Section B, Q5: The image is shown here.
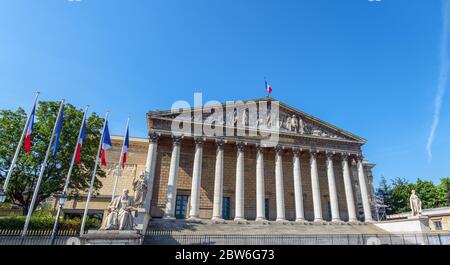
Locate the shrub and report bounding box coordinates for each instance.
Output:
[0,212,101,231]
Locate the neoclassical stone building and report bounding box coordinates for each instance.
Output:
[139,98,375,227]
[61,98,375,230]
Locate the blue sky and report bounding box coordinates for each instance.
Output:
[0,0,448,186]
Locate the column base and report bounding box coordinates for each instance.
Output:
[211,217,225,224]
[313,219,326,225]
[163,215,176,220]
[295,218,308,224]
[234,218,248,224]
[275,218,288,224]
[255,218,269,225]
[187,216,202,223]
[331,219,343,224]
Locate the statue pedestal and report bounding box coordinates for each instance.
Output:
[82,230,142,245]
[373,216,431,234]
[407,215,428,220]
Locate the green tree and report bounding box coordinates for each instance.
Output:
[414,178,441,209]
[389,178,414,214]
[437,177,450,206]
[375,176,393,215]
[0,101,105,215]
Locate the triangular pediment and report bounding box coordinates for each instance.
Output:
[147,97,365,143]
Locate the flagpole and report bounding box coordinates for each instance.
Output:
[80,111,109,237]
[264,77,269,98]
[50,105,89,245]
[22,99,65,237]
[0,92,40,203]
[111,116,130,202]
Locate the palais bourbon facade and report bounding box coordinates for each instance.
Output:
[62,98,375,230]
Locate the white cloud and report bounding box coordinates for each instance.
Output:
[426,0,450,162]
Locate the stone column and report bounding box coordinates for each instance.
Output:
[212,140,225,222]
[274,145,286,222]
[326,152,341,222]
[255,145,266,222]
[310,151,323,222]
[356,154,373,222]
[188,137,204,221]
[341,153,357,222]
[234,142,246,223]
[163,136,182,219]
[139,132,159,233]
[292,148,305,222]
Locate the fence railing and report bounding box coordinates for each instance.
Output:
[0,229,84,245]
[1,229,449,245]
[143,231,450,245]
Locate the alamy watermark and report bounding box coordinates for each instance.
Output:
[168,93,282,147]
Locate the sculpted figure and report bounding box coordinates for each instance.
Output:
[409,190,422,216]
[265,109,272,128]
[103,189,136,230]
[285,116,291,130]
[290,115,299,132]
[241,109,248,127]
[233,108,238,126]
[299,117,305,134]
[133,171,148,208]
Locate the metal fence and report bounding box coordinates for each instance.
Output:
[0,229,84,245]
[143,231,450,245]
[1,229,449,245]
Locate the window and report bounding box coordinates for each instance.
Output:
[222,197,230,220]
[434,221,443,231]
[175,195,189,219]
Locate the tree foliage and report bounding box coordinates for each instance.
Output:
[0,101,106,214]
[377,177,450,214]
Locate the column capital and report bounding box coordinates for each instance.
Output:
[355,153,364,162]
[215,139,226,150]
[172,135,183,146]
[236,141,246,152]
[292,147,301,156]
[194,137,204,147]
[340,152,351,160]
[149,132,160,143]
[275,145,284,154]
[309,150,318,159]
[256,144,265,153]
[325,151,335,160]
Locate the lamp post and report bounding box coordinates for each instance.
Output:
[49,193,67,245]
[0,190,6,203]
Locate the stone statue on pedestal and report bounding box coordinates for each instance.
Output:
[409,190,422,216]
[103,189,136,230]
[133,171,148,208]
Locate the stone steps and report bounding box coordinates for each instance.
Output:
[147,219,388,235]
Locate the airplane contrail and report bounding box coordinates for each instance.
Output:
[427,0,450,162]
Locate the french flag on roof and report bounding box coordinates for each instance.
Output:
[75,117,87,164]
[101,121,112,166]
[24,104,36,155]
[265,79,272,95]
[121,126,129,169]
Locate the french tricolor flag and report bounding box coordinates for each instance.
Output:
[121,126,129,169]
[265,80,272,95]
[75,117,87,164]
[24,105,36,155]
[101,121,112,166]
